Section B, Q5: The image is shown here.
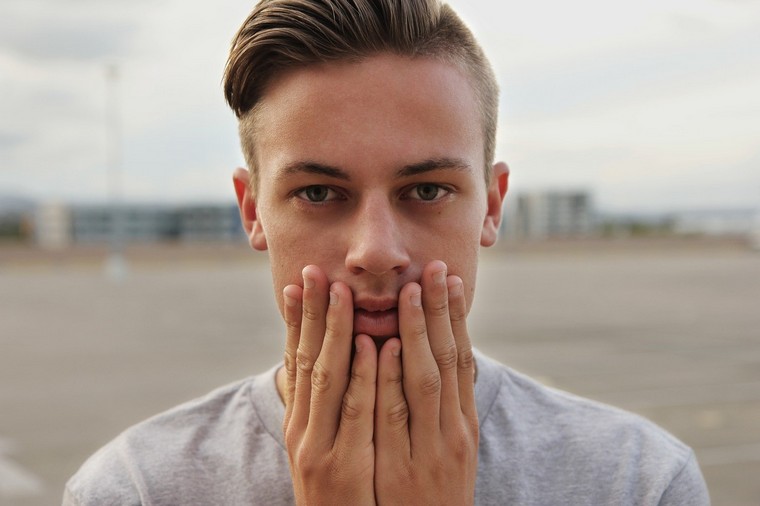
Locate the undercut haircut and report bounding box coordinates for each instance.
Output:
[223,0,499,191]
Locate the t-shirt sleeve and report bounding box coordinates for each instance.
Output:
[61,436,144,506]
[62,485,78,506]
[658,451,710,506]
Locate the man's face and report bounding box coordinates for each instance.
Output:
[237,53,507,341]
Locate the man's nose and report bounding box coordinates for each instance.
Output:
[344,193,410,277]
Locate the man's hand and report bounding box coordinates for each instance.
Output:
[374,261,479,506]
[281,265,378,506]
[280,261,479,505]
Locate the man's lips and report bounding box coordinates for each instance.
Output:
[353,307,399,338]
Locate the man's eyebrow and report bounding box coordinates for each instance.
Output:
[277,161,351,181]
[396,157,473,178]
[276,157,472,181]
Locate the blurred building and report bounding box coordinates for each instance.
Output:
[671,209,759,237]
[177,205,242,242]
[503,190,596,240]
[35,202,72,249]
[71,205,178,243]
[0,194,36,242]
[32,202,244,246]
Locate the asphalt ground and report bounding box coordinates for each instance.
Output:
[1,238,758,505]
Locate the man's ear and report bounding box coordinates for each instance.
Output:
[232,167,268,251]
[480,161,509,247]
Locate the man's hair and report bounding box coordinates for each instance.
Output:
[223,0,499,190]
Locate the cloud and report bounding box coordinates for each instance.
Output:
[0,0,249,204]
[0,0,758,213]
[0,131,28,151]
[0,1,142,62]
[0,20,137,62]
[479,0,760,212]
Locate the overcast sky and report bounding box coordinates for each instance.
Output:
[1,0,758,213]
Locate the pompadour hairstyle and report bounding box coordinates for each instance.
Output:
[223,0,499,189]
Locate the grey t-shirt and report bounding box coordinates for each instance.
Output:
[63,350,709,505]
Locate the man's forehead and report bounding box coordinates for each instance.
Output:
[259,54,477,118]
[257,58,480,149]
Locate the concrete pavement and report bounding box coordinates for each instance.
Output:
[1,239,758,505]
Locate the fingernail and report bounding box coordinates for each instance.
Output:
[284,293,296,307]
[329,290,338,306]
[355,339,363,353]
[391,344,401,357]
[433,269,446,285]
[449,279,463,297]
[302,269,315,289]
[411,289,422,307]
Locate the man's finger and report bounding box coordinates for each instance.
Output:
[398,280,440,440]
[419,261,462,423]
[375,337,410,463]
[282,283,303,429]
[304,281,354,448]
[291,265,330,435]
[447,275,477,422]
[334,334,377,453]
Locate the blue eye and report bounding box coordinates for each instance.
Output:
[297,185,338,202]
[416,184,440,201]
[406,183,449,201]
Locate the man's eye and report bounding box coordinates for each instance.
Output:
[407,183,449,201]
[296,185,338,202]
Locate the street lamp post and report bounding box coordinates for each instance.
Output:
[105,63,127,281]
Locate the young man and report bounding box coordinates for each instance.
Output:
[64,0,710,504]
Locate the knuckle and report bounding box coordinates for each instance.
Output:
[341,390,364,421]
[449,303,466,323]
[448,422,479,462]
[457,346,475,372]
[417,370,442,396]
[350,365,366,386]
[385,399,409,425]
[285,316,301,333]
[301,304,321,322]
[310,361,331,393]
[283,349,297,377]
[435,344,458,371]
[449,430,472,460]
[295,348,316,375]
[428,298,449,318]
[428,457,445,482]
[294,447,319,477]
[411,322,428,341]
[349,362,375,391]
[382,368,403,388]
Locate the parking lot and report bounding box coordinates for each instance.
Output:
[1,238,758,505]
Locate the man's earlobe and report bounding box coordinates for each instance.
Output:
[232,168,268,251]
[480,162,509,247]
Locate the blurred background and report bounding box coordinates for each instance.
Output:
[1,0,759,504]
